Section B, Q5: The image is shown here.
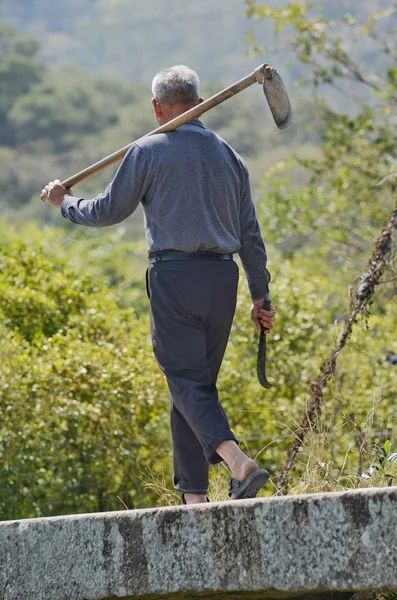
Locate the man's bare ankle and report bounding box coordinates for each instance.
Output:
[233,457,257,481]
[216,440,258,481]
[183,493,207,505]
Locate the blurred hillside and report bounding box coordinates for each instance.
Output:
[0,0,395,229]
[0,12,320,234]
[0,0,278,81]
[0,0,390,82]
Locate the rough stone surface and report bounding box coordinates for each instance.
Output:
[0,487,396,600]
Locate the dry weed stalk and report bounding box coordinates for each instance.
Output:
[278,190,397,493]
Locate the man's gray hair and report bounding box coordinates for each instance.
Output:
[152,65,200,106]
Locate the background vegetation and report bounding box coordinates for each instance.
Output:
[0,0,396,519]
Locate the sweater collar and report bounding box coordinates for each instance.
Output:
[182,118,206,129]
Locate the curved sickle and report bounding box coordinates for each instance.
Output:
[257,299,273,389]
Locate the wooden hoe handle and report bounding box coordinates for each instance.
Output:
[40,64,292,201]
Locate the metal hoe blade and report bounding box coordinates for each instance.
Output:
[256,65,293,130]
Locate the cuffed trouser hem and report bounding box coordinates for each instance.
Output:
[174,480,208,495]
[205,430,239,465]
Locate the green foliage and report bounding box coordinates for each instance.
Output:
[0,22,44,144]
[0,230,171,518]
[0,146,43,206]
[0,0,271,81]
[10,81,118,152]
[0,28,149,210]
[250,2,397,279]
[0,2,396,520]
[258,105,396,270]
[0,327,170,517]
[1,221,395,517]
[245,0,397,492]
[0,241,99,342]
[361,439,397,486]
[0,19,309,218]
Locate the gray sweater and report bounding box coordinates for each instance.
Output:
[61,119,271,300]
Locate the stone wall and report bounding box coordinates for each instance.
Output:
[1,487,396,600]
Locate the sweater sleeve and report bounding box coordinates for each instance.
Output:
[61,145,148,227]
[238,170,271,301]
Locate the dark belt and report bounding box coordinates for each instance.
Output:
[149,250,234,264]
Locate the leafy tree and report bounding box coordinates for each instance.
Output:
[0,20,297,215]
[9,79,118,152]
[0,0,271,81]
[0,231,171,518]
[0,22,44,144]
[245,1,397,485]
[247,0,397,264]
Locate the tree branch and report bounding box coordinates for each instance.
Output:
[277,187,397,493]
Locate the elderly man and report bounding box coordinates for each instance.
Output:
[42,65,275,505]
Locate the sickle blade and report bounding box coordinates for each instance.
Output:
[256,299,273,389]
[257,329,272,389]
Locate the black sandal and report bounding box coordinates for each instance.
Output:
[228,468,270,499]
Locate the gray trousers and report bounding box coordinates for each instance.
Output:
[147,258,239,495]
